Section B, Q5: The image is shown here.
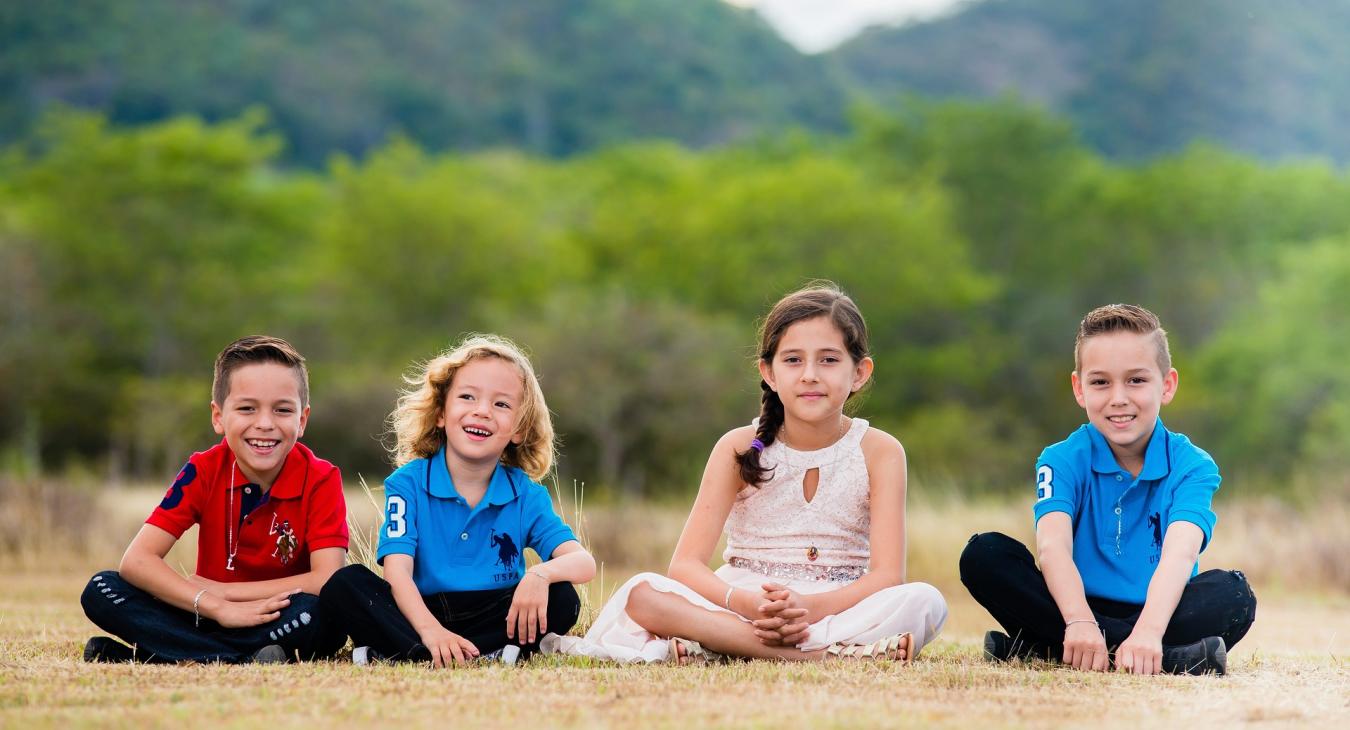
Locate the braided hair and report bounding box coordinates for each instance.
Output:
[735,282,870,486]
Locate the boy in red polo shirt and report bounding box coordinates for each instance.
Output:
[81,336,349,663]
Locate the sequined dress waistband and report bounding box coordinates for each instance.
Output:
[726,557,866,583]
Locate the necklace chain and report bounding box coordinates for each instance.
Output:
[226,461,240,570]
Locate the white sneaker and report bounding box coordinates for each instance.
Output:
[481,644,521,665]
[352,646,373,666]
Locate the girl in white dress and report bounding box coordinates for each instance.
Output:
[547,283,947,663]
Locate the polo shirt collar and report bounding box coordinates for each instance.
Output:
[1087,419,1170,479]
[221,438,309,499]
[427,447,520,506]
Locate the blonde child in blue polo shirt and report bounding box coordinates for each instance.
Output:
[319,334,595,666]
[960,304,1256,675]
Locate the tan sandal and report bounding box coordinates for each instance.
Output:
[825,632,912,663]
[669,637,727,665]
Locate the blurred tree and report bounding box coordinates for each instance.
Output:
[0,110,320,474]
[1192,237,1350,480]
[516,288,749,497]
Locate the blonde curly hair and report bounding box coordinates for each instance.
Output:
[388,334,554,480]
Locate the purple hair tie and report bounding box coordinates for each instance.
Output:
[750,438,765,452]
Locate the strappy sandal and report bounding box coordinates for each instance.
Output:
[825,632,912,663]
[669,637,727,665]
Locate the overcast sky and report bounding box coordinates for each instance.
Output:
[726,0,967,52]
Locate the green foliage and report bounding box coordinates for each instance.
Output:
[834,0,1350,163]
[1192,238,1350,480]
[3,101,1348,496]
[0,0,844,165]
[0,109,320,472]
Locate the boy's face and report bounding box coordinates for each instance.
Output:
[211,362,309,488]
[438,357,525,473]
[1072,331,1178,466]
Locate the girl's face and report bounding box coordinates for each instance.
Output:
[759,316,873,425]
[437,357,525,471]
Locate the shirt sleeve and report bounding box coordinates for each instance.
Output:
[304,467,350,552]
[1167,460,1221,552]
[522,484,577,562]
[1032,448,1081,528]
[376,469,419,563]
[145,456,208,538]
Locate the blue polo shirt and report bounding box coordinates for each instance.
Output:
[1032,419,1220,604]
[376,447,577,594]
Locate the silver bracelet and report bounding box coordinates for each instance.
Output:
[192,589,209,628]
[1065,618,1099,628]
[524,569,549,584]
[723,586,735,608]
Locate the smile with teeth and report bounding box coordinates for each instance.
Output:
[463,426,493,438]
[246,438,280,449]
[1106,415,1135,424]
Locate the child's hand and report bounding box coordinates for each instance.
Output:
[1062,621,1109,671]
[506,571,550,645]
[751,583,815,646]
[417,624,479,668]
[211,589,296,628]
[758,583,818,620]
[1114,629,1163,675]
[751,610,810,646]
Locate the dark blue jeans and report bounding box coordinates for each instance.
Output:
[318,563,581,661]
[959,532,1257,653]
[80,570,347,663]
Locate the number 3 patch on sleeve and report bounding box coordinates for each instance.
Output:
[1036,465,1054,501]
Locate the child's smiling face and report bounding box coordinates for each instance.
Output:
[1072,330,1178,469]
[759,315,872,425]
[438,356,525,471]
[210,362,309,487]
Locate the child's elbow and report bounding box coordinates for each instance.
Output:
[575,551,598,584]
[117,548,149,582]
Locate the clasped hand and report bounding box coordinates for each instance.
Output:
[186,574,302,629]
[748,582,814,647]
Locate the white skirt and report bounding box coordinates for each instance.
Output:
[542,564,948,663]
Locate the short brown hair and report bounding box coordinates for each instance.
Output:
[1074,304,1171,374]
[388,334,554,480]
[212,336,310,407]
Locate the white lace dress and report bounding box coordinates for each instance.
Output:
[544,418,948,663]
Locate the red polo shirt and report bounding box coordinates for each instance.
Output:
[147,440,348,582]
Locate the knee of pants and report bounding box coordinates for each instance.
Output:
[81,570,128,621]
[958,532,1022,584]
[547,582,582,630]
[320,563,378,603]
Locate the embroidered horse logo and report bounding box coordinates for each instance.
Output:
[270,516,298,565]
[1148,512,1162,549]
[490,529,520,569]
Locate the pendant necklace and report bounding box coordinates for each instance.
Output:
[225,460,240,571]
[780,416,849,563]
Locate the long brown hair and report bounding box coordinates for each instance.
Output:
[734,282,869,486]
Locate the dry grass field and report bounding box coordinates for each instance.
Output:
[2,480,1347,729]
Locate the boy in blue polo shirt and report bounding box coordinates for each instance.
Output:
[319,335,595,666]
[961,304,1256,675]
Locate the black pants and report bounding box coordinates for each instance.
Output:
[959,532,1256,654]
[318,564,581,661]
[80,570,347,663]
